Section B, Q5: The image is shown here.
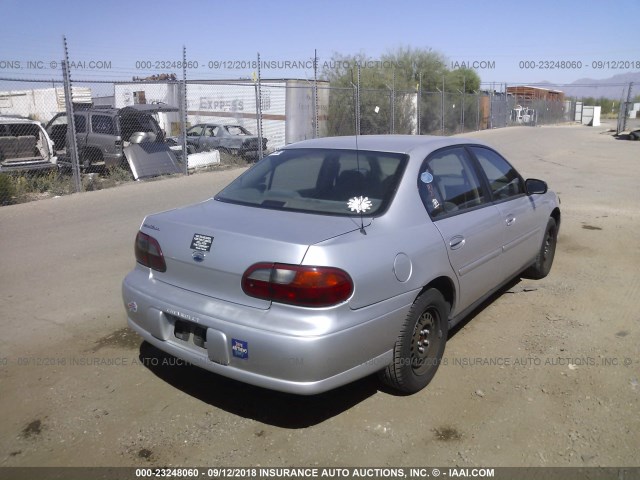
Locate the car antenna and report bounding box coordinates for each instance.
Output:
[351,66,366,235]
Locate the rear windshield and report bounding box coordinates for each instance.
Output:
[1,123,42,137]
[216,148,407,216]
[225,125,250,135]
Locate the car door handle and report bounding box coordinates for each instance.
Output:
[506,215,516,226]
[449,235,466,250]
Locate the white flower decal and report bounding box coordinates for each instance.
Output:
[347,196,372,213]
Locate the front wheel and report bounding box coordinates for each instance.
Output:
[524,217,558,279]
[379,288,449,394]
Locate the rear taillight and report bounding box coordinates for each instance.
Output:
[135,231,166,272]
[242,263,353,307]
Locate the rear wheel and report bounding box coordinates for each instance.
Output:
[380,288,449,394]
[524,217,557,279]
[79,148,103,170]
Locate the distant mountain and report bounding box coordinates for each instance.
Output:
[532,71,640,99]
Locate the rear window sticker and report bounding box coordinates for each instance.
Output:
[347,196,372,213]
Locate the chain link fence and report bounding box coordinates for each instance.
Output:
[1,48,635,206]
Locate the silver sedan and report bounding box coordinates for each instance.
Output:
[122,135,560,395]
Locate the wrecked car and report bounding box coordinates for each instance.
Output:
[183,123,267,158]
[46,104,181,180]
[0,116,57,172]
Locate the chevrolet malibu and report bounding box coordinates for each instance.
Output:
[122,135,560,395]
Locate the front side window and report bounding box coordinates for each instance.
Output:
[74,114,86,133]
[419,147,486,218]
[470,147,524,201]
[187,125,204,137]
[205,126,219,137]
[216,148,407,216]
[48,114,68,127]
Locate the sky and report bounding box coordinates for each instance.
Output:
[1,0,639,91]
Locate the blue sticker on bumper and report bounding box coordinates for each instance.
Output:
[231,339,248,359]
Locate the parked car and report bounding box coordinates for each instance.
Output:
[45,104,181,179]
[0,116,57,172]
[181,123,267,158]
[122,135,560,395]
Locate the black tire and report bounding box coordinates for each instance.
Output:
[380,288,449,394]
[79,148,102,170]
[80,152,91,169]
[524,217,558,279]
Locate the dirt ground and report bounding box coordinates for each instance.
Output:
[0,122,638,468]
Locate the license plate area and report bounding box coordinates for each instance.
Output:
[173,319,207,348]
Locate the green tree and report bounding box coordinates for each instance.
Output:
[380,46,448,90]
[444,68,481,93]
[322,47,484,136]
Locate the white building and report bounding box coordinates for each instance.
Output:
[0,87,92,122]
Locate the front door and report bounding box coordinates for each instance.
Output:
[469,146,544,279]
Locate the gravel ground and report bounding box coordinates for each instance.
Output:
[0,122,638,468]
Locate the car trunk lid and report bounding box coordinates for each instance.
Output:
[141,198,362,309]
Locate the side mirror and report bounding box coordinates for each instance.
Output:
[525,178,548,195]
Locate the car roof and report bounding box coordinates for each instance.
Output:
[282,135,491,155]
[121,104,179,113]
[0,115,41,125]
[72,107,117,115]
[71,104,177,115]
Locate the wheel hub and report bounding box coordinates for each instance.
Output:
[410,309,441,374]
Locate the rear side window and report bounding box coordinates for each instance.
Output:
[225,126,250,135]
[470,147,524,201]
[216,148,407,216]
[8,123,40,137]
[419,147,487,218]
[91,115,114,135]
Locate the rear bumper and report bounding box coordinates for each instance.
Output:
[103,152,123,168]
[122,269,415,395]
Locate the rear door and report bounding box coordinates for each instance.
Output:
[88,113,117,164]
[419,147,504,312]
[45,112,88,156]
[469,146,545,278]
